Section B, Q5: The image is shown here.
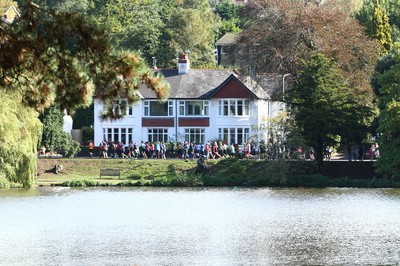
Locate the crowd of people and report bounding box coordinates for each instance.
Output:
[91,140,240,160]
[346,143,380,161]
[87,140,322,161]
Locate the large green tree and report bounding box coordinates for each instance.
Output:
[88,0,218,68]
[287,54,375,170]
[0,1,169,187]
[374,45,400,180]
[371,0,393,52]
[214,0,243,39]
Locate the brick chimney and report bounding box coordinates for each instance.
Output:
[178,53,190,74]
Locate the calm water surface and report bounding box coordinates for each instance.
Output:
[0,187,400,265]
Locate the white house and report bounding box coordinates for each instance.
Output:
[93,54,283,146]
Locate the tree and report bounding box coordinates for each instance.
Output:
[374,45,400,180]
[2,1,169,115]
[0,1,169,187]
[287,54,375,170]
[214,0,243,39]
[0,91,42,188]
[236,0,379,99]
[91,0,164,64]
[166,7,216,67]
[372,0,393,52]
[29,0,91,13]
[356,0,400,42]
[88,0,218,68]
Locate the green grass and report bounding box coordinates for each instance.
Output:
[36,158,198,187]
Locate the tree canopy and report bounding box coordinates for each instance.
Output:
[287,54,375,169]
[374,45,400,180]
[236,0,378,98]
[0,1,169,187]
[356,0,400,42]
[86,0,219,68]
[1,1,169,118]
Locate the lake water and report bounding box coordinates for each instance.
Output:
[0,187,400,265]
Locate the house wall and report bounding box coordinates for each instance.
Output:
[94,98,280,146]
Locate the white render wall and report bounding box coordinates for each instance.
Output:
[94,98,282,146]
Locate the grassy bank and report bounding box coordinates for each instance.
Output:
[36,158,400,188]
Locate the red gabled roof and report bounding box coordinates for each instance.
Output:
[208,74,258,99]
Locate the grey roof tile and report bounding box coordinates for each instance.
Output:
[215,33,239,46]
[139,69,271,100]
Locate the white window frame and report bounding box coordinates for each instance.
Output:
[218,127,250,145]
[148,128,169,143]
[179,100,209,116]
[184,128,205,144]
[218,99,250,117]
[144,100,174,117]
[102,127,134,145]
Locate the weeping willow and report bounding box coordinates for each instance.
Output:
[0,91,42,188]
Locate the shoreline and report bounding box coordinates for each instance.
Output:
[35,158,399,188]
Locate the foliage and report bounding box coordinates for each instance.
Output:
[214,0,243,39]
[151,171,203,187]
[0,91,42,188]
[0,0,18,9]
[374,45,400,180]
[0,2,169,187]
[72,104,93,129]
[286,174,330,188]
[356,0,400,41]
[372,0,393,52]
[39,107,80,158]
[166,3,219,68]
[236,0,378,101]
[88,0,218,68]
[287,54,375,170]
[1,1,169,118]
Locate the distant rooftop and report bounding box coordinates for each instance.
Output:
[215,33,239,46]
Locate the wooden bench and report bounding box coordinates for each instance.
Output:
[100,168,121,179]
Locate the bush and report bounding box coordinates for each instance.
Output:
[40,107,81,158]
[151,172,203,187]
[0,172,10,189]
[58,132,81,158]
[63,179,100,187]
[286,174,329,187]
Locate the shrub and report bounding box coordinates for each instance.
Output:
[0,172,10,189]
[63,179,99,187]
[286,174,330,187]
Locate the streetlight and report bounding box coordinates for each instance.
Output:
[152,57,157,69]
[282,73,291,101]
[281,73,291,147]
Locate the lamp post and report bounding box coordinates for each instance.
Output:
[282,73,291,101]
[152,57,157,69]
[281,73,291,147]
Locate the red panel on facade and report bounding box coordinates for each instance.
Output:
[179,118,209,127]
[142,118,174,127]
[212,78,251,98]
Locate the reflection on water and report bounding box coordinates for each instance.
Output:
[1,187,400,265]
